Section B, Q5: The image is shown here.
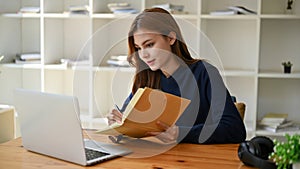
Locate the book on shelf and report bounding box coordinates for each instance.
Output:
[152,3,185,14]
[258,113,299,133]
[107,2,138,14]
[68,5,90,12]
[210,10,237,16]
[260,124,300,133]
[19,7,40,14]
[97,87,191,138]
[259,113,288,125]
[107,55,130,67]
[60,58,90,66]
[17,53,41,60]
[227,6,257,15]
[107,60,130,67]
[66,5,90,15]
[210,6,256,16]
[112,9,138,14]
[15,53,41,64]
[107,2,130,10]
[15,59,41,64]
[259,120,295,133]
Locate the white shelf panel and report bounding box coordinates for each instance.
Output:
[256,129,300,137]
[201,14,258,20]
[260,14,300,19]
[43,13,90,18]
[221,70,256,77]
[92,66,135,72]
[173,14,198,20]
[44,64,68,70]
[0,64,23,69]
[0,63,42,69]
[1,64,94,71]
[2,13,41,18]
[258,72,300,79]
[92,13,137,19]
[44,64,91,71]
[92,14,198,20]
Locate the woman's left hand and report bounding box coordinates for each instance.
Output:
[146,121,179,143]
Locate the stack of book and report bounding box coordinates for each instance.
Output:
[152,3,186,14]
[258,113,299,133]
[107,3,137,14]
[60,58,89,66]
[107,55,130,67]
[209,9,237,16]
[18,7,40,14]
[210,6,256,16]
[15,53,41,64]
[68,5,90,15]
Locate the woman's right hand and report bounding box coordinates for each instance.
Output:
[107,108,123,125]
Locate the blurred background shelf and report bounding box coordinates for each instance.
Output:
[1,0,300,139]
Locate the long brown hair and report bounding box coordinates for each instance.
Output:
[128,8,198,94]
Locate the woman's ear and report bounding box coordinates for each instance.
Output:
[168,31,176,45]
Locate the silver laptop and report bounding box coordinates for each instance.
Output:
[14,88,132,166]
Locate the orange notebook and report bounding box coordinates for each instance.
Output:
[97,87,191,138]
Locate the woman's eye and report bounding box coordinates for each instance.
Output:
[146,43,154,48]
[135,47,141,51]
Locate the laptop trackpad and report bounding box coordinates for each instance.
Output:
[84,139,132,156]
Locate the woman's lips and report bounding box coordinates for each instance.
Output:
[147,59,155,66]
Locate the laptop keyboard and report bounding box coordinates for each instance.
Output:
[85,148,110,161]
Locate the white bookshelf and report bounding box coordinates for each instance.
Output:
[1,0,300,137]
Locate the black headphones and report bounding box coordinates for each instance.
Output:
[238,136,277,169]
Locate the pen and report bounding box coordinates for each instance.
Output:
[109,104,123,143]
[115,104,122,113]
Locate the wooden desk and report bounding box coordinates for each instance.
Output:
[0,131,257,169]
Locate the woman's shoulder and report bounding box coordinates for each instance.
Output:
[186,60,222,82]
[189,60,216,72]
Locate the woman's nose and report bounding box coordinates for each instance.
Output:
[140,48,149,58]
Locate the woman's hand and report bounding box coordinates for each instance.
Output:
[146,121,179,143]
[107,108,123,125]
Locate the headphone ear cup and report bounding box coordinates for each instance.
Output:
[238,136,276,169]
[238,141,262,167]
[247,141,260,156]
[250,136,274,160]
[238,141,252,166]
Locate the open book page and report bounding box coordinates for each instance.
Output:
[121,87,145,122]
[97,87,191,138]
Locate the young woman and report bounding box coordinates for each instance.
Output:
[107,8,246,144]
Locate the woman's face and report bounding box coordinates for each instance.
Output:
[133,28,177,72]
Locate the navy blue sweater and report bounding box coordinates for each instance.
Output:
[121,60,246,144]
